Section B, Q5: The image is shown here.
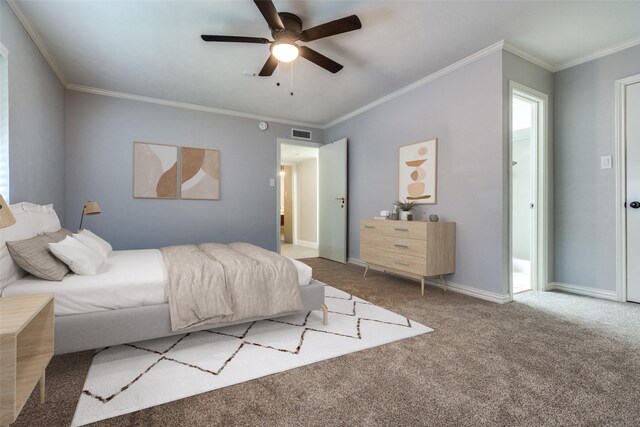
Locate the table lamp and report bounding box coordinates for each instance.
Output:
[79,201,101,230]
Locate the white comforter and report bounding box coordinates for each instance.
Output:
[1,249,313,316]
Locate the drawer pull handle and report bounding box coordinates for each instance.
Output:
[364,225,375,229]
[394,244,409,249]
[394,228,409,232]
[395,261,410,266]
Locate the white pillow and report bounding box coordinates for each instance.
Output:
[1,207,32,288]
[13,202,61,234]
[75,229,112,257]
[49,236,105,276]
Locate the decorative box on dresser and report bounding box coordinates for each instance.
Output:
[360,219,456,295]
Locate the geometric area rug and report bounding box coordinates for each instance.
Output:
[71,286,432,426]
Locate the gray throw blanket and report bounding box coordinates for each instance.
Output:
[161,242,304,331]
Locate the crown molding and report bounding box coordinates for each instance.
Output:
[502,42,555,72]
[554,35,640,72]
[323,40,506,129]
[66,84,322,129]
[7,0,68,86]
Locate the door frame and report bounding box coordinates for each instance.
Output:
[614,73,640,302]
[508,81,549,299]
[276,138,322,254]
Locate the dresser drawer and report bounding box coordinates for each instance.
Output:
[361,234,427,258]
[361,248,427,276]
[364,220,427,240]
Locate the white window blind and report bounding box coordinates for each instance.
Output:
[0,49,8,201]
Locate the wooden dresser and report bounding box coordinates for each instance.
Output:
[360,219,456,295]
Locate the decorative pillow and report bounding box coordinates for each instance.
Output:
[49,236,105,276]
[75,229,113,257]
[1,203,63,288]
[5,228,72,281]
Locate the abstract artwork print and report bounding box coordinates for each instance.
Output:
[133,142,178,199]
[181,147,220,200]
[398,138,437,204]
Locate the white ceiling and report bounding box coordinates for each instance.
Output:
[280,143,318,163]
[13,0,640,126]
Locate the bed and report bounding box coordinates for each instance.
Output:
[0,203,327,355]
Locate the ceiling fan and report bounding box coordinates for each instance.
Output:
[201,0,362,76]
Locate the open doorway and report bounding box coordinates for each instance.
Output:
[278,141,319,259]
[510,82,548,296]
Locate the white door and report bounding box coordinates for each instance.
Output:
[319,138,348,263]
[627,82,640,303]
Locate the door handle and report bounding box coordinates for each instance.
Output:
[630,201,640,209]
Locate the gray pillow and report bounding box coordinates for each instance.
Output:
[6,228,72,281]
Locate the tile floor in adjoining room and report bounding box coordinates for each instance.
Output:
[280,243,318,259]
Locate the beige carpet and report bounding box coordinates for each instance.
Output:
[14,258,640,426]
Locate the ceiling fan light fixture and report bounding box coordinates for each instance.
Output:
[271,41,299,62]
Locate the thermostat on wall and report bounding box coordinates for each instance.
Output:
[258,121,268,131]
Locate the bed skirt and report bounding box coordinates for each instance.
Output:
[54,280,325,355]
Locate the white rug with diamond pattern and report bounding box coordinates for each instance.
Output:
[72,286,432,426]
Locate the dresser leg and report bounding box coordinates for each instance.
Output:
[363,265,369,278]
[421,277,425,296]
[440,275,447,292]
[321,304,328,325]
[39,370,46,403]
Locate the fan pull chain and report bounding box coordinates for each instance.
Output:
[276,61,281,87]
[290,61,294,96]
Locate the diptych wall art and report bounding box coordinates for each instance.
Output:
[180,147,220,200]
[133,142,178,199]
[398,138,437,204]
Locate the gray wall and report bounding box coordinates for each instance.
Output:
[1,1,66,222]
[65,90,323,250]
[502,51,555,292]
[554,44,640,291]
[325,51,505,295]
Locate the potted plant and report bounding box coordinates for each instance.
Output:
[394,200,416,221]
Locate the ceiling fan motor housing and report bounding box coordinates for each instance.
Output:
[272,12,303,41]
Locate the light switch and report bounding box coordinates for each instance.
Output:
[269,178,275,187]
[600,156,612,169]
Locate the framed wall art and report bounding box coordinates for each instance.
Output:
[133,142,178,199]
[398,138,437,204]
[180,146,220,200]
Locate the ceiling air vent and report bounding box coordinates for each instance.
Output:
[291,128,312,140]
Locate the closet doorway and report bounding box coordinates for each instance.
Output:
[277,139,320,259]
[509,82,548,297]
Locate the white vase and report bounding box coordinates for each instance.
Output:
[399,211,412,221]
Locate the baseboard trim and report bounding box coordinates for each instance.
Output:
[296,240,318,249]
[547,282,618,301]
[347,258,511,304]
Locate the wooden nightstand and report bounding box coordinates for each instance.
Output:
[0,293,54,426]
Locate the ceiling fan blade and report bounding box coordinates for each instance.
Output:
[298,46,343,73]
[254,0,284,30]
[298,15,361,42]
[258,55,279,76]
[201,35,270,44]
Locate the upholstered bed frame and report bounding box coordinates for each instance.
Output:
[54,280,326,355]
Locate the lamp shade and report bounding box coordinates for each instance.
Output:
[83,201,102,215]
[0,195,16,229]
